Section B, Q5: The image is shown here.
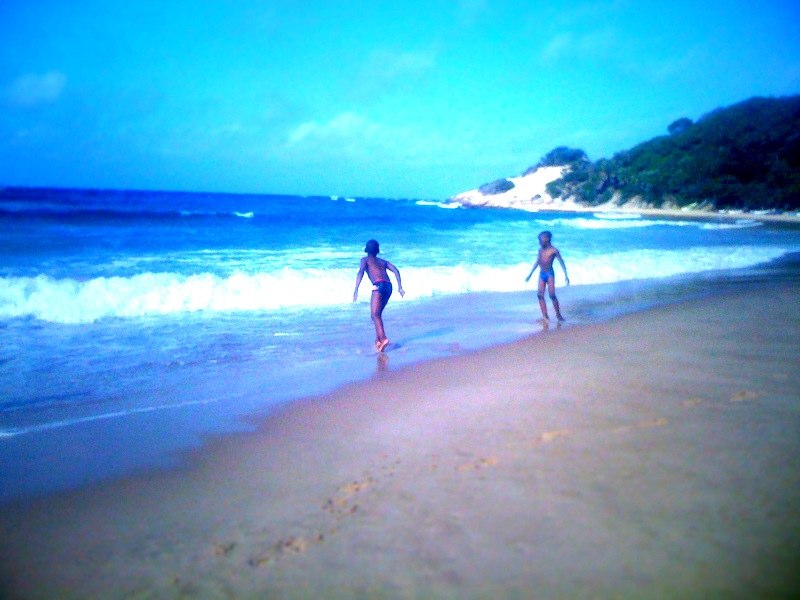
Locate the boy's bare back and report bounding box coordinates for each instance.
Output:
[362,256,390,283]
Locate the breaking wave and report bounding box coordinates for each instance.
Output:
[0,246,789,324]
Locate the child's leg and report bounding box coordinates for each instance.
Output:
[371,290,388,343]
[548,279,564,321]
[537,278,549,320]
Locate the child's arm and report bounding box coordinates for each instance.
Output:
[353,258,367,302]
[556,251,570,285]
[525,258,540,282]
[386,261,405,297]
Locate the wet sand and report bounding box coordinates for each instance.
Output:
[1,283,799,598]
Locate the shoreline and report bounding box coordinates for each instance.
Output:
[3,256,795,506]
[2,278,798,598]
[3,246,799,509]
[535,202,800,223]
[456,197,800,224]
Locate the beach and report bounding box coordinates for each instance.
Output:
[2,279,798,599]
[8,190,800,505]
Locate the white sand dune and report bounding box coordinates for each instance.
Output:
[452,166,575,211]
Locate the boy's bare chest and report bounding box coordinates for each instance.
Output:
[539,248,556,263]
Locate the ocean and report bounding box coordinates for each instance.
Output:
[2,187,800,503]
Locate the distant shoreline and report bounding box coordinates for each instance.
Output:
[525,202,800,224]
[449,165,800,224]
[453,196,800,224]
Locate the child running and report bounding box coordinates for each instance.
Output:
[525,230,570,322]
[353,239,405,352]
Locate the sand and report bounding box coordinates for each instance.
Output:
[452,166,567,210]
[1,283,799,598]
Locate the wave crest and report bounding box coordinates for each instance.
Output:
[0,246,788,323]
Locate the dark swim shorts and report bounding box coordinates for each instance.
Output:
[539,269,555,282]
[372,280,393,298]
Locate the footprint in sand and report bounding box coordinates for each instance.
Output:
[456,457,499,472]
[322,476,375,517]
[248,534,325,567]
[612,418,668,434]
[730,390,761,403]
[212,542,236,557]
[278,536,310,554]
[248,472,377,568]
[534,429,571,445]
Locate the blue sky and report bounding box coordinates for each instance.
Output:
[1,0,799,198]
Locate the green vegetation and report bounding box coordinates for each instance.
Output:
[539,95,800,210]
[479,178,515,195]
[523,147,589,175]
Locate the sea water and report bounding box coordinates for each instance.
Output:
[2,188,800,502]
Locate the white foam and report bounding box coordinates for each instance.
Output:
[0,270,357,323]
[536,217,696,230]
[566,246,781,284]
[416,200,462,209]
[178,209,256,218]
[593,212,642,220]
[535,216,767,231]
[700,219,762,230]
[0,245,789,324]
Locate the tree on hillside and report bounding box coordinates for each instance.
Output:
[479,178,515,195]
[522,147,588,175]
[544,95,800,210]
[667,117,693,135]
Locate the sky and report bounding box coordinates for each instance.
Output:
[1,0,799,199]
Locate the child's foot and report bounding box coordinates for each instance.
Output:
[557,315,565,322]
[376,338,390,353]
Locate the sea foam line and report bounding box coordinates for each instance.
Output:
[537,216,763,230]
[0,398,216,438]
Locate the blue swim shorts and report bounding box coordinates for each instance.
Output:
[372,280,393,298]
[539,269,555,282]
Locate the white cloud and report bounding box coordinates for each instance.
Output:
[357,47,438,94]
[540,28,619,63]
[5,71,67,107]
[540,33,574,62]
[280,110,466,174]
[286,112,379,146]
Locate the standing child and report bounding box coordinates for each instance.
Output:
[353,239,405,352]
[525,230,570,321]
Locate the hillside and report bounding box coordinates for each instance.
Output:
[456,95,800,212]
